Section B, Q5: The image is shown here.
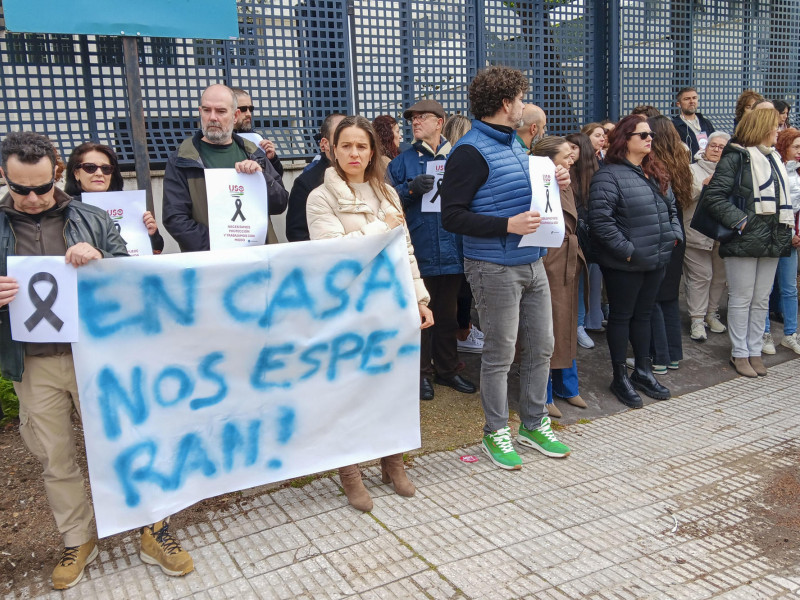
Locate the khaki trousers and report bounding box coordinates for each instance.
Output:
[683,243,727,319]
[13,354,94,547]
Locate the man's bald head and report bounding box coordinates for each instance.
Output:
[516,104,547,150]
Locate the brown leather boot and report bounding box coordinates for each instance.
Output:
[338,464,373,512]
[380,454,416,497]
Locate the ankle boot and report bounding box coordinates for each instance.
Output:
[630,357,670,400]
[610,362,643,408]
[338,464,373,512]
[380,454,416,497]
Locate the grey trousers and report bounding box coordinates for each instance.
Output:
[464,258,553,434]
[723,256,779,357]
[683,243,727,319]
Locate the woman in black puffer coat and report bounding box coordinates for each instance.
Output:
[589,114,683,408]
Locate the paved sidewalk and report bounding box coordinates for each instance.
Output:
[7,360,800,600]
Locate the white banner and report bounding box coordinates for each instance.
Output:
[7,256,79,343]
[420,160,446,213]
[71,229,421,537]
[82,190,153,257]
[519,156,566,248]
[205,169,269,250]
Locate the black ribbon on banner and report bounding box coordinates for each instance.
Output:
[231,198,246,222]
[429,178,443,204]
[24,272,64,332]
[544,188,552,213]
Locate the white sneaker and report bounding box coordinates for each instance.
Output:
[705,313,727,333]
[470,325,485,340]
[457,327,484,354]
[690,319,707,342]
[762,332,776,355]
[577,326,595,349]
[781,333,800,355]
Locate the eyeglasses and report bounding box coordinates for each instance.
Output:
[5,176,55,196]
[707,144,726,151]
[627,131,655,140]
[238,105,255,113]
[410,113,436,123]
[78,163,115,175]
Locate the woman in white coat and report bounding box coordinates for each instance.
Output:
[306,115,433,512]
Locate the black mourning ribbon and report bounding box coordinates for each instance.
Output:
[113,222,122,234]
[544,188,552,213]
[429,178,442,204]
[231,198,246,222]
[24,272,64,332]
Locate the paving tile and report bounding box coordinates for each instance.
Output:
[248,555,356,600]
[224,522,317,578]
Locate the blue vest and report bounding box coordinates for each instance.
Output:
[453,120,545,266]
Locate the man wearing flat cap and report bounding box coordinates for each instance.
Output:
[388,99,476,402]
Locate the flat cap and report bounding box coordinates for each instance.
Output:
[403,99,446,120]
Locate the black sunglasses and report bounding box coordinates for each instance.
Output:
[627,131,655,140]
[78,163,115,175]
[238,105,255,113]
[5,176,55,196]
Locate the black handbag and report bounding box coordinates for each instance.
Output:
[690,161,746,243]
[576,218,595,263]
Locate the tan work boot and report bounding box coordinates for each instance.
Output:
[52,538,98,590]
[140,519,194,577]
[380,454,416,497]
[338,464,373,512]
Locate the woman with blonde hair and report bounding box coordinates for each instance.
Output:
[307,115,433,511]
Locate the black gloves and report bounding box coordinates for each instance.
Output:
[409,174,435,197]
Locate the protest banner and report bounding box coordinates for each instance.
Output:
[420,160,446,213]
[205,169,269,250]
[519,156,566,248]
[71,228,421,537]
[7,256,79,343]
[81,190,153,256]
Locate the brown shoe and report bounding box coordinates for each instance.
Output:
[52,539,98,590]
[546,403,562,418]
[338,464,373,512]
[748,356,767,376]
[140,519,194,577]
[380,453,416,497]
[730,357,757,378]
[565,395,588,408]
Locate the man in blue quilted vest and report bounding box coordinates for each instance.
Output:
[440,66,571,470]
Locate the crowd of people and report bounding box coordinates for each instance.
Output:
[1,71,798,591]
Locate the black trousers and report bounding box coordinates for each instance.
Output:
[421,274,462,379]
[600,266,666,364]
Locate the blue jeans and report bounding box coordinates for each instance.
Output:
[464,258,553,434]
[582,263,604,330]
[650,299,683,365]
[547,360,579,403]
[764,248,798,336]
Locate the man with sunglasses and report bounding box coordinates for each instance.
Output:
[163,84,288,251]
[0,131,133,588]
[232,88,284,180]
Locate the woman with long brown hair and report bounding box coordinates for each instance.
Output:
[589,114,682,408]
[372,114,401,169]
[306,115,433,512]
[645,115,691,372]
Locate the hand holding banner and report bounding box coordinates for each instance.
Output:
[81,190,153,256]
[519,156,566,248]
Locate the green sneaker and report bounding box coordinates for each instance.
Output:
[482,426,522,470]
[517,417,571,458]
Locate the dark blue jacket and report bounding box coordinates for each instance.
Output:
[672,113,715,160]
[452,120,546,266]
[388,138,463,277]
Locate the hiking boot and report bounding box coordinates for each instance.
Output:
[457,327,484,353]
[748,356,767,377]
[482,427,522,470]
[517,417,571,458]
[781,333,800,355]
[52,539,98,590]
[690,319,707,342]
[140,520,194,577]
[762,332,776,355]
[730,357,757,378]
[546,402,562,418]
[705,312,727,333]
[577,326,595,349]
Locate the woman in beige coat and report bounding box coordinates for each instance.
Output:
[306,115,433,512]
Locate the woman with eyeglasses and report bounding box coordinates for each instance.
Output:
[589,114,682,408]
[65,142,164,253]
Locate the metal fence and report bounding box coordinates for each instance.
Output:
[0,0,797,170]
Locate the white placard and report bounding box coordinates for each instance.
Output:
[519,156,566,248]
[7,256,79,343]
[205,169,269,250]
[82,190,153,257]
[71,228,421,537]
[237,132,263,146]
[420,160,446,213]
